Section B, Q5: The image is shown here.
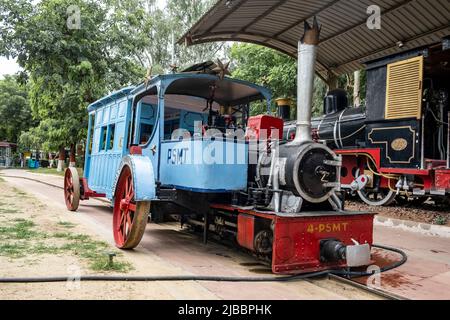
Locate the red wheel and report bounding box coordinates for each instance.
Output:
[64,167,80,211]
[113,166,150,249]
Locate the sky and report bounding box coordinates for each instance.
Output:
[0,0,168,79]
[0,57,20,79]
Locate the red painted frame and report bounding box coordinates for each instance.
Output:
[335,147,450,191]
[80,178,106,200]
[211,204,375,274]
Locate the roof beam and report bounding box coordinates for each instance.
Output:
[336,24,450,68]
[238,0,291,33]
[203,0,247,34]
[319,0,415,45]
[270,0,342,39]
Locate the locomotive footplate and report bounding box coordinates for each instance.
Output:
[210,204,375,274]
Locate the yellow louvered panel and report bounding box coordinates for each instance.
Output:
[385,56,423,120]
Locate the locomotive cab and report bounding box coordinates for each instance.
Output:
[346,39,450,205]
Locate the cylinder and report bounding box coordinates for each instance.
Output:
[258,142,339,203]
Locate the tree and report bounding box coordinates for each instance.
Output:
[230,43,328,116]
[0,75,35,142]
[1,0,149,169]
[167,0,226,69]
[0,0,230,171]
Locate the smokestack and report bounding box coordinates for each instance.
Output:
[293,17,321,144]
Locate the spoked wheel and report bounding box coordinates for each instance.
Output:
[357,188,396,206]
[113,166,150,249]
[64,167,80,211]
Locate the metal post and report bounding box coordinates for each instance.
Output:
[272,141,281,213]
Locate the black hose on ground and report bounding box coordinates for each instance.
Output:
[329,243,408,277]
[0,244,406,283]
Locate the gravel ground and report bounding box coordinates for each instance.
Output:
[346,197,450,227]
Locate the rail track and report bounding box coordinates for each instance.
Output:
[0,171,406,300]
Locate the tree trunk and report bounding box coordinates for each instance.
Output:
[48,152,54,168]
[353,70,361,107]
[326,74,339,91]
[57,147,65,172]
[69,144,76,167]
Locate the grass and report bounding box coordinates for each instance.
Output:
[0,243,28,258]
[0,218,131,272]
[90,256,132,272]
[27,167,84,177]
[27,167,65,176]
[0,173,131,273]
[57,221,76,229]
[12,187,27,196]
[0,208,19,214]
[433,215,448,225]
[0,219,40,240]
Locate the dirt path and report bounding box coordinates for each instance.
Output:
[0,176,217,299]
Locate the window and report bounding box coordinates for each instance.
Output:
[107,124,115,150]
[99,126,107,151]
[139,123,153,145]
[88,114,95,154]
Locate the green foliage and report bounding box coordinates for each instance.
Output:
[0,75,35,142]
[1,0,223,155]
[230,43,297,100]
[230,43,328,116]
[433,215,448,226]
[1,0,149,152]
[167,0,225,68]
[0,219,38,240]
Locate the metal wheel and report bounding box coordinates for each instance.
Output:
[113,166,150,249]
[357,188,396,206]
[64,167,80,211]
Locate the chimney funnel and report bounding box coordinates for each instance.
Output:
[292,17,321,144]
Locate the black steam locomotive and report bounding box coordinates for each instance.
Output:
[283,39,450,206]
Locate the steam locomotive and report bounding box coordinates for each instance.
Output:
[283,39,450,206]
[65,21,375,274]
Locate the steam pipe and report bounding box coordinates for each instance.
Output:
[293,18,321,145]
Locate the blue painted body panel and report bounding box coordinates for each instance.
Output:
[112,155,156,201]
[84,74,271,200]
[159,139,248,192]
[84,94,131,199]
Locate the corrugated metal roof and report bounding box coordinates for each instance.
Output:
[180,0,450,81]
